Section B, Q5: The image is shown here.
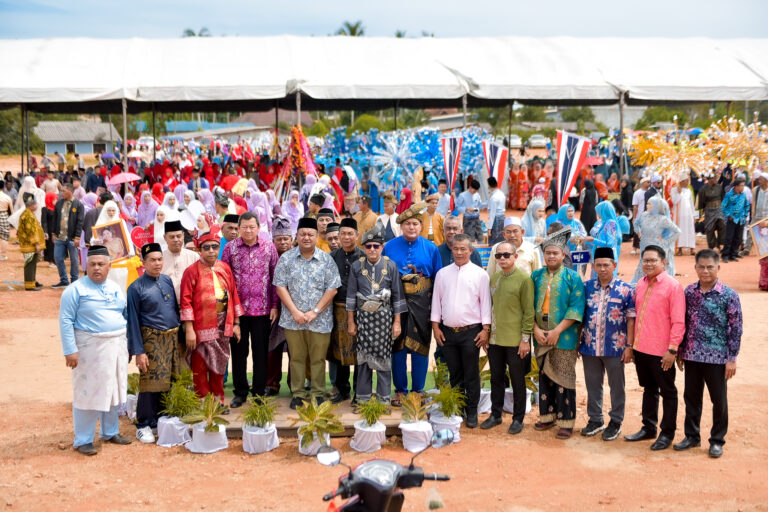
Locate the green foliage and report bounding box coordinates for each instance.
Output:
[401,392,430,423]
[127,373,140,396]
[433,385,466,418]
[352,114,383,133]
[560,106,595,123]
[175,368,195,389]
[181,393,230,433]
[161,378,201,419]
[182,27,210,37]
[291,397,344,448]
[307,120,329,137]
[525,354,539,393]
[356,397,390,427]
[336,21,365,37]
[478,356,491,388]
[432,360,450,389]
[518,105,547,122]
[634,106,689,130]
[0,109,46,155]
[242,395,278,428]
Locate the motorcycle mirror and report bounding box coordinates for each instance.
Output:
[431,428,454,449]
[316,446,341,467]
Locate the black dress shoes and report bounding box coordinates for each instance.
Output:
[76,443,97,456]
[289,397,305,409]
[625,428,657,442]
[673,437,701,451]
[330,392,350,404]
[105,434,132,445]
[650,435,672,451]
[230,396,246,408]
[508,420,524,435]
[481,416,502,430]
[709,443,724,458]
[465,413,479,429]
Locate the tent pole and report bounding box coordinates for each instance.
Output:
[507,102,513,165]
[152,104,157,164]
[619,91,625,178]
[19,105,24,175]
[275,100,279,134]
[296,92,301,127]
[122,98,128,169]
[462,94,468,127]
[25,107,30,172]
[394,101,398,130]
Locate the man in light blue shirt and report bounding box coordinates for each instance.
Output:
[486,177,507,244]
[59,246,131,455]
[720,178,750,263]
[436,179,451,217]
[456,179,484,243]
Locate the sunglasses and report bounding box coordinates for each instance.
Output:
[365,243,382,250]
[494,252,515,260]
[201,244,220,251]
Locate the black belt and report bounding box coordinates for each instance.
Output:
[541,314,549,323]
[442,323,482,333]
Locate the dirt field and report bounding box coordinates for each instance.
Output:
[1,233,767,511]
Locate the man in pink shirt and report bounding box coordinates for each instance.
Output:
[431,234,492,428]
[625,245,685,450]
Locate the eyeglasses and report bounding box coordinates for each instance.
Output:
[200,244,220,251]
[365,243,382,250]
[642,259,661,265]
[494,252,515,259]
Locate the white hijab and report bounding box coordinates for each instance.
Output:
[153,205,180,251]
[162,191,179,211]
[95,200,121,226]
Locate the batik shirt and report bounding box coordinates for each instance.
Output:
[579,278,635,358]
[221,237,279,317]
[721,189,750,225]
[273,246,341,333]
[679,280,742,364]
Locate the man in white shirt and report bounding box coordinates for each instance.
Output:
[378,192,401,242]
[631,176,651,255]
[436,179,451,217]
[487,217,542,276]
[486,177,507,244]
[431,234,492,429]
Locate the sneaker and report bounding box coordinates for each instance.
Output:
[136,426,155,444]
[51,281,69,289]
[580,420,605,437]
[601,421,622,441]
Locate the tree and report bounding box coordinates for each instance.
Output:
[560,106,595,123]
[182,27,211,37]
[351,114,382,133]
[634,106,688,130]
[336,21,365,37]
[518,106,547,122]
[395,30,406,38]
[307,120,329,137]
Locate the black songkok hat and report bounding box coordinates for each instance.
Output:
[297,217,318,231]
[141,243,163,259]
[223,214,240,224]
[164,220,183,233]
[309,194,326,207]
[594,247,615,261]
[88,245,110,257]
[326,222,340,233]
[339,218,358,231]
[317,208,334,219]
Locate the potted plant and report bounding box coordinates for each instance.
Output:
[182,393,230,453]
[122,373,140,422]
[156,370,199,447]
[350,397,389,453]
[241,396,279,454]
[398,392,433,453]
[291,397,344,456]
[477,355,492,415]
[429,385,466,443]
[424,360,451,413]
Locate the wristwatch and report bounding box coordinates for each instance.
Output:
[668,348,677,355]
[313,307,320,314]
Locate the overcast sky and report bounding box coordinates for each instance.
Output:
[1,0,766,39]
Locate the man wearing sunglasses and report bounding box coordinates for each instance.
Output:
[179,230,243,406]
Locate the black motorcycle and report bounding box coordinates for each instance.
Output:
[317,428,453,512]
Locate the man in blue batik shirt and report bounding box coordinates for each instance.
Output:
[720,178,750,263]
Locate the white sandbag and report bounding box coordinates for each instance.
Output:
[297,428,331,456]
[477,388,492,414]
[503,388,533,414]
[350,420,386,453]
[185,423,228,454]
[242,424,280,454]
[122,394,138,422]
[156,416,191,447]
[429,411,462,443]
[424,389,440,414]
[399,421,433,453]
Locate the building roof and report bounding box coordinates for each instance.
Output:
[34,121,122,142]
[234,109,313,127]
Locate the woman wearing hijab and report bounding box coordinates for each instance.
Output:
[41,192,58,265]
[94,200,134,259]
[252,190,273,229]
[630,196,681,283]
[521,198,547,244]
[137,190,159,229]
[396,188,413,214]
[161,191,180,212]
[283,189,304,235]
[151,182,165,206]
[579,179,599,234]
[197,188,216,215]
[9,176,45,227]
[588,201,622,276]
[611,198,632,243]
[265,189,282,216]
[606,172,620,194]
[555,204,588,274]
[301,174,317,210]
[121,193,138,231]
[183,190,195,206]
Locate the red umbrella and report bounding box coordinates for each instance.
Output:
[584,156,603,166]
[219,174,240,192]
[107,172,141,186]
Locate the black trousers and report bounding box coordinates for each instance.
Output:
[488,344,530,422]
[706,218,726,249]
[136,391,162,429]
[440,324,482,414]
[329,359,356,398]
[683,360,728,445]
[723,219,744,258]
[231,315,271,398]
[634,350,677,438]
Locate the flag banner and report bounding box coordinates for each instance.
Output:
[440,136,463,191]
[555,131,592,207]
[482,140,509,185]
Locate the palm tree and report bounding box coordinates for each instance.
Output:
[336,21,365,36]
[395,30,406,38]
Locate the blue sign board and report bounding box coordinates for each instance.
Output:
[571,250,591,265]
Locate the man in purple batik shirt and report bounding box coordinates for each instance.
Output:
[221,211,279,407]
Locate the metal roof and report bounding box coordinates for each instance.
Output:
[33,121,122,142]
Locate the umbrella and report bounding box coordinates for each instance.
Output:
[107,172,141,186]
[127,150,147,159]
[584,156,603,166]
[219,175,240,192]
[101,153,116,159]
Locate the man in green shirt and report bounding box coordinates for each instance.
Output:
[482,241,535,434]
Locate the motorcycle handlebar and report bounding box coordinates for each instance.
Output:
[322,486,343,501]
[423,473,450,481]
